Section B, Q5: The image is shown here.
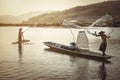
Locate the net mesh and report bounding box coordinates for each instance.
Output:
[76,31,89,49]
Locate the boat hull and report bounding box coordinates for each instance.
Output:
[43,42,112,61]
[12,39,30,44]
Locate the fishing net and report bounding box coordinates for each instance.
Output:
[76,31,89,49]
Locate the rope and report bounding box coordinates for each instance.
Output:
[69,27,75,43]
[85,29,94,35]
[66,22,76,43]
[107,29,114,36]
[23,27,31,33]
[23,22,37,33]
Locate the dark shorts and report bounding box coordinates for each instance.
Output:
[99,42,107,52]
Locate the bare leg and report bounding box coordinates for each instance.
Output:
[103,51,106,57]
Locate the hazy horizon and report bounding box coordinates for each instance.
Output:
[0,0,106,16]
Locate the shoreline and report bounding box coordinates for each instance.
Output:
[0,25,119,28]
[0,23,120,28]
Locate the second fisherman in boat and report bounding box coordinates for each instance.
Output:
[93,31,110,57]
[18,28,24,43]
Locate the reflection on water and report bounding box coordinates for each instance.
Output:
[18,43,23,63]
[0,27,120,80]
[99,62,106,80]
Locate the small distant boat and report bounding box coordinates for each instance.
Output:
[12,39,30,44]
[43,42,112,60]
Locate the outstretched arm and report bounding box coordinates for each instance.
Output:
[106,35,110,38]
[93,31,100,37]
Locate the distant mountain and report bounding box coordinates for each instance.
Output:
[0,11,43,23]
[17,11,44,22]
[24,1,120,25]
[0,15,20,23]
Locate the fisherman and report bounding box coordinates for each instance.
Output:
[18,28,24,43]
[93,31,110,56]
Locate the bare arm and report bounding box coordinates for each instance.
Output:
[93,31,100,37]
[106,35,110,38]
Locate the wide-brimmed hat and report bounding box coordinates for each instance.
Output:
[98,31,105,34]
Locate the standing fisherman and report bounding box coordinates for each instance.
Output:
[18,28,24,44]
[93,31,110,56]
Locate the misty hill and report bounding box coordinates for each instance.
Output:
[0,11,43,23]
[17,11,44,22]
[0,15,20,23]
[24,1,120,25]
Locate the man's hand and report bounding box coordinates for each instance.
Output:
[107,36,110,38]
[93,31,97,36]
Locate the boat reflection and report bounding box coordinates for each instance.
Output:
[18,43,23,63]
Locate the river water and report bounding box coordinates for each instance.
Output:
[0,27,120,80]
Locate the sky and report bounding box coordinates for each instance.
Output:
[0,0,106,16]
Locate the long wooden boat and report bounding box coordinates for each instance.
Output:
[43,42,112,60]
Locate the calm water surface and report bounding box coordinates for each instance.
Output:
[0,27,120,80]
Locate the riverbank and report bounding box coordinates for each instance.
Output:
[0,23,120,28]
[0,23,62,27]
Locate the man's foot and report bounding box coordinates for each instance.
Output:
[103,53,106,57]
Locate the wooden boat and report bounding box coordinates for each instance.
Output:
[12,39,30,44]
[43,42,112,60]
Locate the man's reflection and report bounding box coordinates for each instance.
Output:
[18,43,23,62]
[99,62,107,80]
